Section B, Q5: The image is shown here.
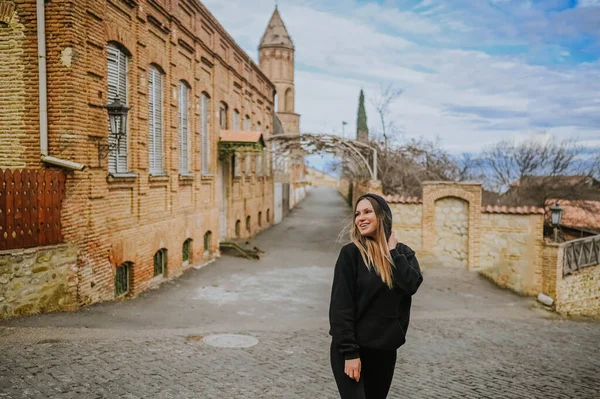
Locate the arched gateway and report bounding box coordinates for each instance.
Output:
[267,133,379,181]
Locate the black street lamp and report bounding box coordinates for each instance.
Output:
[550,202,563,242]
[106,96,130,144]
[97,96,131,166]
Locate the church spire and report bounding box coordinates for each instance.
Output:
[259,7,294,50]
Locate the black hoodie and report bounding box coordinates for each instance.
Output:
[328,193,423,360]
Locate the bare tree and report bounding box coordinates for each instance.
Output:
[481,137,600,214]
[369,83,404,150]
[482,137,592,193]
[454,153,485,182]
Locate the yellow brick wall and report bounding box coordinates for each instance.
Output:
[0,1,40,168]
[542,243,559,299]
[479,213,545,295]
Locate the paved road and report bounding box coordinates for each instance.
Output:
[1,187,599,398]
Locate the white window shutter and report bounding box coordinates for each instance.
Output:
[201,94,210,175]
[149,66,164,174]
[107,44,129,174]
[178,83,189,173]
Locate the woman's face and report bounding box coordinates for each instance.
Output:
[355,199,378,237]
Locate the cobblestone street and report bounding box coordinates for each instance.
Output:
[1,188,599,398]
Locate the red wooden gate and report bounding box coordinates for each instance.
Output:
[0,168,66,251]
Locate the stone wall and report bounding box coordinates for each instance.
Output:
[388,181,598,317]
[0,244,77,318]
[556,264,600,317]
[339,178,352,205]
[421,182,483,270]
[479,212,544,295]
[306,167,338,189]
[544,238,600,318]
[386,183,545,283]
[390,202,422,252]
[434,197,469,268]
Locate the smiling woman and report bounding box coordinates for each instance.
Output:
[329,193,423,399]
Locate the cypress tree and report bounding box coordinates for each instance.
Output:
[356,89,369,142]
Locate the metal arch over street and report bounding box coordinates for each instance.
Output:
[267,133,378,180]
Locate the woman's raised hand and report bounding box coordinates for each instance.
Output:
[345,358,361,382]
[388,231,398,251]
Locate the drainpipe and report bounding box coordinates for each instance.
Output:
[36,0,85,171]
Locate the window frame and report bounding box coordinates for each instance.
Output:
[148,65,164,175]
[107,42,130,175]
[178,82,191,174]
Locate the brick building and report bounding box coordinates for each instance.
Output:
[0,0,277,312]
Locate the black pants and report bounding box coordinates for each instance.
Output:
[330,341,397,399]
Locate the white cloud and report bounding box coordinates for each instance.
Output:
[201,0,600,155]
[577,0,600,7]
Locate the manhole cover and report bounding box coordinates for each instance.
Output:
[202,334,259,348]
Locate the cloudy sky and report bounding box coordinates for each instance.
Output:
[202,0,600,169]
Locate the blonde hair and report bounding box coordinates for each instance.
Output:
[348,197,394,288]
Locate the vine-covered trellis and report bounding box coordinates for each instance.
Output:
[266,133,378,180]
[218,141,264,160]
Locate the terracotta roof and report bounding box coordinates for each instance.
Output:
[482,205,544,215]
[545,200,600,231]
[259,7,294,50]
[384,195,422,204]
[219,130,265,146]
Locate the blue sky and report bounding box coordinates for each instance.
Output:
[202,0,600,172]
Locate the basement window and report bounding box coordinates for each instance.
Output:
[204,231,212,256]
[182,239,192,267]
[235,220,241,238]
[115,262,132,297]
[154,248,167,277]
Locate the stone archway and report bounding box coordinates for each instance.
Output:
[421,182,483,270]
[434,197,469,268]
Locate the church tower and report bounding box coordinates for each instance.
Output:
[259,7,300,135]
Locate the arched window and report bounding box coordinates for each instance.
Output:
[107,42,130,174]
[201,92,211,175]
[153,248,167,277]
[219,102,228,129]
[258,211,262,227]
[178,81,190,174]
[244,114,251,131]
[266,209,271,223]
[235,220,241,238]
[246,215,251,234]
[148,65,164,175]
[233,109,240,130]
[256,121,262,133]
[182,239,192,267]
[204,231,212,255]
[285,88,293,112]
[115,261,132,296]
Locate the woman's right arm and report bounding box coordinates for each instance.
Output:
[329,246,360,360]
